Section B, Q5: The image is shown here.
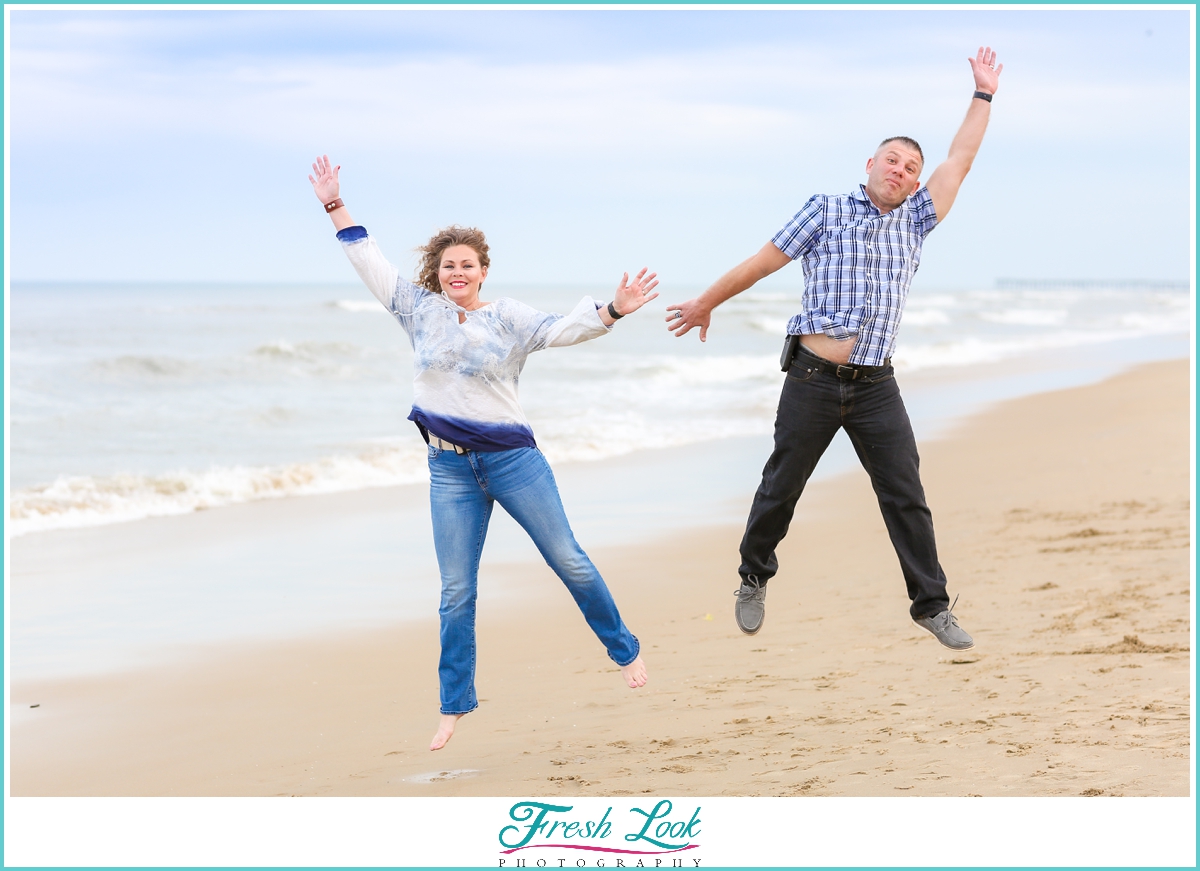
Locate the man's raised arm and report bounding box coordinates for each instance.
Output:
[926,46,1003,222]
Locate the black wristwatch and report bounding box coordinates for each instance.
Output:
[607,301,625,320]
[973,90,993,102]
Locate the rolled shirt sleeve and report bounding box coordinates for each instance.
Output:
[907,187,940,239]
[772,195,826,260]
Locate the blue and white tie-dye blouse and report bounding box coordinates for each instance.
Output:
[338,225,611,452]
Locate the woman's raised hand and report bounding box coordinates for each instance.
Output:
[308,154,340,203]
[612,268,660,317]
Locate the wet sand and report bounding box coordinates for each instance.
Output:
[9,359,1192,798]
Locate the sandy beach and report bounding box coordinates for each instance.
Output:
[9,358,1192,798]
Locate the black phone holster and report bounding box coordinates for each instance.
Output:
[780,334,801,372]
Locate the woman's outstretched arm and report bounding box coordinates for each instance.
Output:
[310,155,401,311]
[533,268,660,349]
[308,154,357,231]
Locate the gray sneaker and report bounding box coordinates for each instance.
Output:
[913,596,974,650]
[734,577,767,635]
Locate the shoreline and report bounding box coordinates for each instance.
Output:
[9,358,1192,798]
[7,328,1191,541]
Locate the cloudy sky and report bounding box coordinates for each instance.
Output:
[6,7,1194,291]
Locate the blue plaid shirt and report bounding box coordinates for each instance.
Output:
[773,184,939,367]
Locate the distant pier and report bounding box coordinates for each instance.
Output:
[996,278,1191,291]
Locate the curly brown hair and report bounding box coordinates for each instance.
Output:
[415,226,491,295]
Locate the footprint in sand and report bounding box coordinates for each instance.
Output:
[403,768,481,783]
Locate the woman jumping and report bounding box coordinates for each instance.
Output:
[309,156,654,751]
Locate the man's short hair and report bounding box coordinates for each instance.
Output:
[877,136,924,165]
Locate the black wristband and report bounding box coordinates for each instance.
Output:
[606,301,625,320]
[973,90,993,103]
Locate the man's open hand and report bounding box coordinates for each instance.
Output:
[968,46,1002,95]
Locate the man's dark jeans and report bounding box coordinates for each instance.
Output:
[738,348,950,619]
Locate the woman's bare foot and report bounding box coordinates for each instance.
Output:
[430,713,464,751]
[621,656,648,688]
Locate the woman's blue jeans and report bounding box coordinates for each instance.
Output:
[427,444,640,715]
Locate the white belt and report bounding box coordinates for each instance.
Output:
[429,435,470,455]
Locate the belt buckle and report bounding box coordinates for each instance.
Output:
[433,436,468,455]
[834,363,858,380]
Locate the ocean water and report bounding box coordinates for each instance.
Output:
[8,279,1192,537]
[7,278,1193,680]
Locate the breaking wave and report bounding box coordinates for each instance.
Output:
[9,443,430,537]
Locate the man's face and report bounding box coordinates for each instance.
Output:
[864,142,923,211]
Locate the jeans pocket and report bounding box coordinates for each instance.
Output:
[427,443,443,459]
[860,368,895,385]
[785,365,818,383]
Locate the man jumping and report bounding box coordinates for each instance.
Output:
[666,47,1004,650]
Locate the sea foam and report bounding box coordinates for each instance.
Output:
[9,444,431,537]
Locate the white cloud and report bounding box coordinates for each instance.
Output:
[7,9,1192,283]
[11,30,1189,166]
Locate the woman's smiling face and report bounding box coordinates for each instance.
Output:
[438,244,488,308]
